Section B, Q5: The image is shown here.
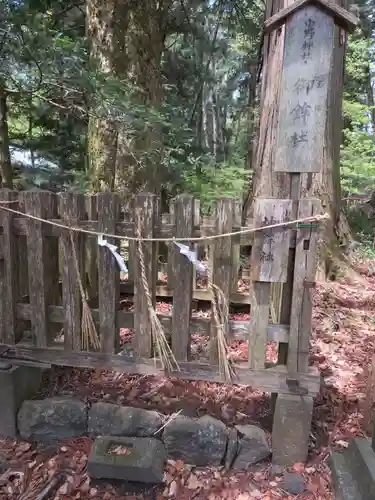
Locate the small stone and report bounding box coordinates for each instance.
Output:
[225,428,239,470]
[88,436,166,484]
[88,402,163,438]
[232,425,271,470]
[17,397,87,444]
[163,415,228,466]
[282,472,306,495]
[270,464,283,477]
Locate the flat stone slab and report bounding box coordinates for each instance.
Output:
[88,436,166,484]
[330,438,375,500]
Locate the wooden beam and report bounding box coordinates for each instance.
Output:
[264,0,359,34]
[0,343,322,396]
[15,303,290,343]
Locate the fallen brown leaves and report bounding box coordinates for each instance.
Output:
[3,259,375,499]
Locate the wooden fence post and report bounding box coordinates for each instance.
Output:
[23,190,58,347]
[288,198,321,373]
[97,193,120,354]
[249,199,292,369]
[133,193,158,358]
[60,193,86,350]
[171,195,194,361]
[0,190,20,344]
[210,197,234,363]
[85,195,98,302]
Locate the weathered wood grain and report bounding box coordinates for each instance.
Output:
[288,199,321,373]
[167,200,175,290]
[133,193,158,358]
[231,200,242,293]
[264,0,358,34]
[97,193,120,354]
[10,217,257,246]
[248,282,271,369]
[210,198,234,363]
[171,196,194,361]
[22,191,57,347]
[0,190,19,344]
[60,193,85,350]
[16,303,290,343]
[251,199,292,282]
[275,6,335,173]
[85,195,98,301]
[1,343,321,396]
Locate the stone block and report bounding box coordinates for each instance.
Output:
[163,415,228,466]
[0,364,47,438]
[88,402,163,438]
[330,438,375,500]
[87,436,166,484]
[271,394,313,466]
[18,397,87,443]
[233,425,271,469]
[330,449,362,500]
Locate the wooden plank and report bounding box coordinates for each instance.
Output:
[288,199,321,373]
[17,194,29,301]
[119,281,253,304]
[22,191,57,347]
[171,195,194,361]
[275,5,335,173]
[251,199,292,282]
[210,198,234,363]
[16,303,290,343]
[0,190,20,344]
[85,195,98,300]
[167,200,175,290]
[277,174,300,366]
[124,196,136,283]
[133,193,158,358]
[231,200,242,293]
[2,343,321,396]
[11,217,259,246]
[97,193,120,354]
[60,193,85,350]
[248,282,271,369]
[264,0,358,34]
[192,199,200,292]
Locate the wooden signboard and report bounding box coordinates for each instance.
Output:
[251,199,292,283]
[275,5,334,173]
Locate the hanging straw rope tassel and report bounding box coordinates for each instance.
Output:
[207,264,236,382]
[135,210,180,373]
[69,230,100,351]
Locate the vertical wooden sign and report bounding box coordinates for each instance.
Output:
[275,5,334,173]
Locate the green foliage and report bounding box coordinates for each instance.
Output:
[341,33,375,198]
[183,156,247,213]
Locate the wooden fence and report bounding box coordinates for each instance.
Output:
[0,189,320,397]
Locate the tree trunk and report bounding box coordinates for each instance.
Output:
[86,0,130,192]
[115,2,173,194]
[0,83,13,188]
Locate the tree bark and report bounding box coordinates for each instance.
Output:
[86,0,130,192]
[0,83,13,188]
[115,1,173,194]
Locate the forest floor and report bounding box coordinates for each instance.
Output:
[1,258,375,499]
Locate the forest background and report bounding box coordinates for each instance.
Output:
[0,0,374,248]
